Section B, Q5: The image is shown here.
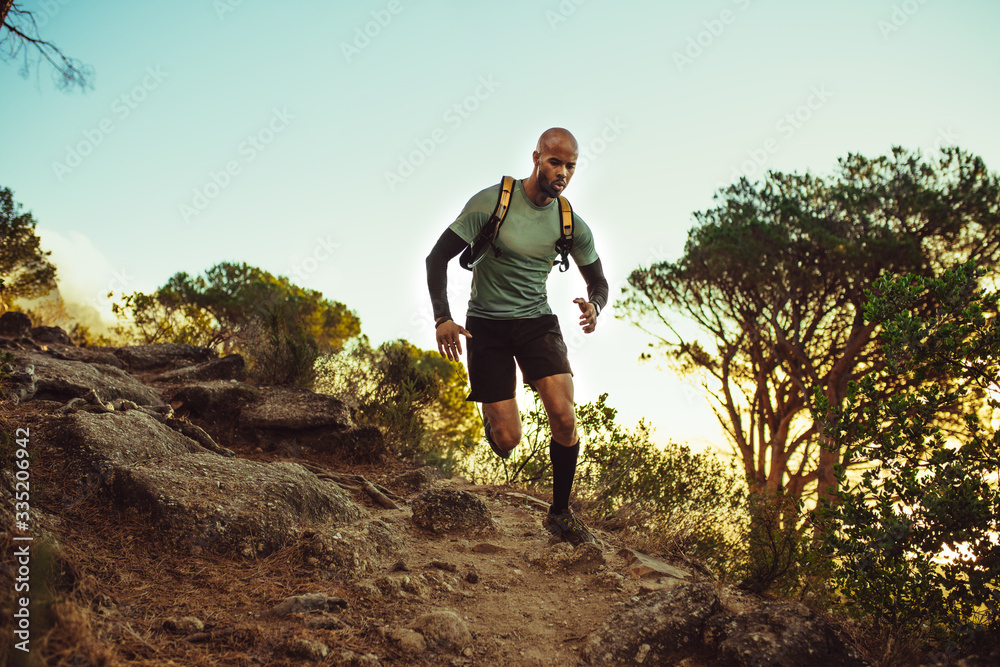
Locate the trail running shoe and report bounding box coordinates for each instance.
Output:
[544,509,597,546]
[484,414,510,460]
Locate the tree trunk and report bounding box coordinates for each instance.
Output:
[0,0,13,28]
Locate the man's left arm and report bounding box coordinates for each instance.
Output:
[575,258,609,334]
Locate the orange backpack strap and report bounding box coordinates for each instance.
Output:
[459,175,516,271]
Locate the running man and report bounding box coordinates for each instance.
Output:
[425,127,609,546]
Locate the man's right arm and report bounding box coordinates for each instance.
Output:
[426,229,473,361]
[425,229,468,322]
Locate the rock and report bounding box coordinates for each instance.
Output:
[11,350,165,406]
[471,542,505,554]
[110,343,216,371]
[50,410,369,558]
[54,410,209,471]
[582,582,721,665]
[530,542,606,574]
[240,386,352,429]
[30,325,72,345]
[584,582,867,667]
[411,489,496,535]
[163,616,204,634]
[410,611,472,650]
[430,560,458,572]
[393,466,444,490]
[706,601,867,667]
[386,627,427,654]
[0,311,31,338]
[50,347,125,368]
[302,520,402,574]
[169,380,258,424]
[153,355,246,383]
[270,593,348,616]
[618,548,691,580]
[288,638,329,661]
[169,382,387,462]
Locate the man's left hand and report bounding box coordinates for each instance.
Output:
[574,297,597,334]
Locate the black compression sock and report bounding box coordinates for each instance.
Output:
[549,437,580,514]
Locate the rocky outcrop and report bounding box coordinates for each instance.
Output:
[50,409,369,558]
[582,582,867,667]
[153,355,246,383]
[108,343,216,371]
[170,381,386,461]
[9,350,165,406]
[31,325,72,345]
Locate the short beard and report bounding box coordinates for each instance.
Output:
[540,176,564,199]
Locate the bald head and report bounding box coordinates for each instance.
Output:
[536,127,579,155]
[524,127,579,204]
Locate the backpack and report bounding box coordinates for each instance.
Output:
[459,175,575,272]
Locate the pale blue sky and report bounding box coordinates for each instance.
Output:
[2,0,998,451]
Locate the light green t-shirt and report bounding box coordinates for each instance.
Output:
[449,179,599,320]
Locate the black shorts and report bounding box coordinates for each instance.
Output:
[465,314,573,404]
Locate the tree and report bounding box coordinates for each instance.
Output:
[618,147,1000,507]
[0,187,57,310]
[113,262,361,385]
[1,2,92,91]
[818,263,1000,636]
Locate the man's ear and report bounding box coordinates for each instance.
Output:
[532,150,540,166]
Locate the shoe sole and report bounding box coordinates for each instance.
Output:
[484,415,511,460]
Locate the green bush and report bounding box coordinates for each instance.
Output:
[315,336,477,465]
[818,263,1000,639]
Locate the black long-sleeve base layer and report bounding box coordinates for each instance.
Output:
[425,229,610,322]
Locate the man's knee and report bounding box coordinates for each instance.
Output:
[492,420,522,450]
[549,410,576,445]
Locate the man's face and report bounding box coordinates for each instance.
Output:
[533,139,578,200]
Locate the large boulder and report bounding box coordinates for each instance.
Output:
[10,350,164,406]
[106,343,217,371]
[48,410,369,558]
[0,311,31,338]
[30,325,72,345]
[169,382,387,461]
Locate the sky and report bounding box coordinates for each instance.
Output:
[2,0,999,454]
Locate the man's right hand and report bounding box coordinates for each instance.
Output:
[436,320,472,362]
